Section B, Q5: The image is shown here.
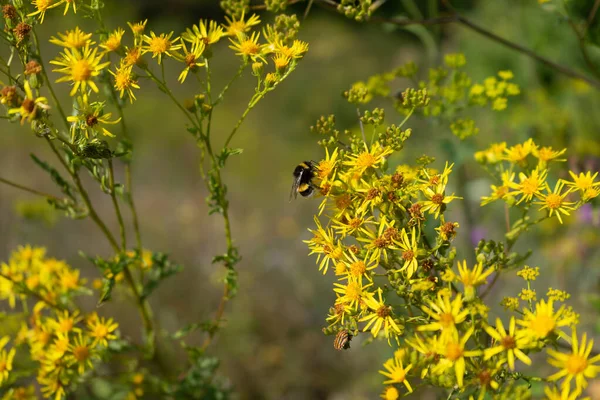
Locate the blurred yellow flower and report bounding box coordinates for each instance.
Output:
[223,12,260,37]
[49,27,94,49]
[547,327,600,394]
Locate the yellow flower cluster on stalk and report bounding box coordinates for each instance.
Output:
[306,68,600,398]
[476,138,597,223]
[0,246,119,398]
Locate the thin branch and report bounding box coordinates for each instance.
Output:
[0,176,61,201]
[454,14,600,89]
[566,18,600,80]
[314,0,600,90]
[586,0,600,33]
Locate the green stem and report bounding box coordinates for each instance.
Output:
[47,136,156,350]
[108,159,127,251]
[212,63,247,107]
[32,28,70,131]
[224,64,297,148]
[144,67,198,128]
[223,93,264,148]
[398,107,415,128]
[0,176,60,200]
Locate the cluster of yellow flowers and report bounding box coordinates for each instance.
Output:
[305,104,600,398]
[1,2,308,147]
[477,138,599,222]
[0,246,119,399]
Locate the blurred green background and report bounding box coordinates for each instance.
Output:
[1,0,600,398]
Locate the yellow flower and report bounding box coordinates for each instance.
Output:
[547,327,600,394]
[343,142,392,177]
[379,353,413,393]
[87,314,118,347]
[517,265,540,281]
[229,31,265,62]
[50,45,111,96]
[223,12,261,37]
[357,216,400,264]
[8,80,49,124]
[333,276,373,311]
[519,289,537,301]
[455,260,494,300]
[395,227,418,279]
[50,310,82,334]
[67,332,95,375]
[564,171,600,201]
[141,31,181,65]
[418,292,468,336]
[339,251,377,282]
[305,216,344,274]
[433,327,482,387]
[533,181,576,224]
[492,97,507,111]
[503,138,537,165]
[481,171,515,206]
[483,317,531,370]
[510,167,548,204]
[67,99,121,138]
[316,147,339,183]
[109,63,140,103]
[172,39,206,83]
[272,39,309,59]
[182,19,225,46]
[273,53,291,72]
[100,28,125,53]
[123,46,143,67]
[380,386,400,400]
[360,288,402,339]
[49,26,94,49]
[498,70,514,80]
[420,182,460,220]
[547,288,570,302]
[1,385,37,400]
[405,335,443,378]
[533,146,567,167]
[543,385,588,400]
[0,336,16,385]
[517,299,570,341]
[28,0,59,23]
[127,19,148,43]
[56,0,77,15]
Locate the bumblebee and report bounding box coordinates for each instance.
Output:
[290,161,317,200]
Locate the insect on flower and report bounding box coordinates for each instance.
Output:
[333,329,352,350]
[290,161,317,201]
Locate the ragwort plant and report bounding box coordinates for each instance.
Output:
[305,56,600,399]
[0,0,307,398]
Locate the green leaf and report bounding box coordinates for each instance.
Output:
[217,147,243,168]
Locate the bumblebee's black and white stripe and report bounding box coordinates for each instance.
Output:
[333,329,352,350]
[290,161,317,201]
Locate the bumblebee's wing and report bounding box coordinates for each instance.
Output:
[289,172,302,202]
